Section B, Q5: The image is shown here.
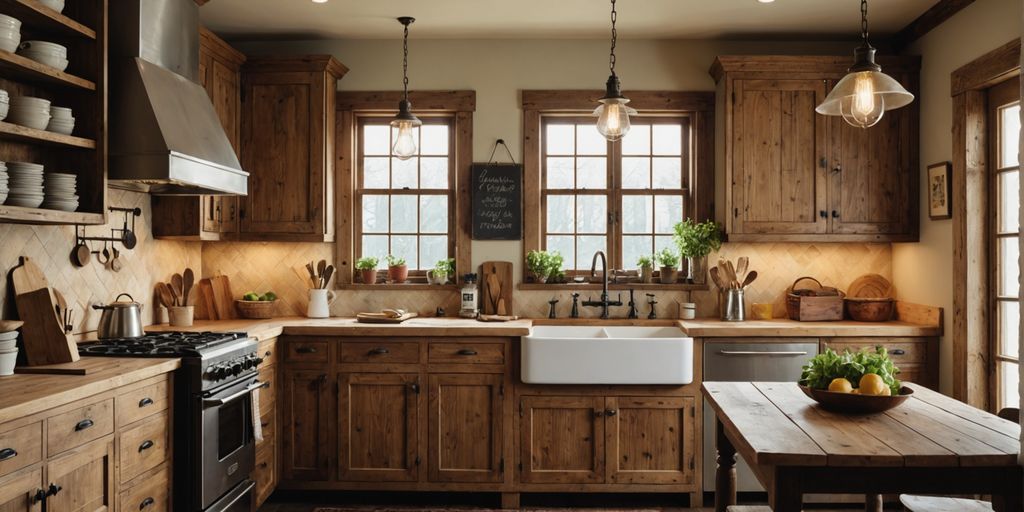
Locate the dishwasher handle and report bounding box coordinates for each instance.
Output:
[717,350,809,356]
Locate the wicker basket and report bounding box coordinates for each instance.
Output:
[235,300,277,319]
[845,297,895,322]
[785,277,844,322]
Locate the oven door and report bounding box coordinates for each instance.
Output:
[198,376,264,509]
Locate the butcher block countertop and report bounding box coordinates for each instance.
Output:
[146,317,535,339]
[679,318,942,337]
[0,357,180,425]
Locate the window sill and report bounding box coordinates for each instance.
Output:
[518,282,710,292]
[339,283,461,291]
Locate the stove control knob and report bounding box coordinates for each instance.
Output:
[231,363,243,376]
[215,366,230,380]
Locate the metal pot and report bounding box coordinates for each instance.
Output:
[93,293,145,339]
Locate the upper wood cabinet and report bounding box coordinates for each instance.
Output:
[152,28,245,240]
[239,56,348,242]
[712,55,920,242]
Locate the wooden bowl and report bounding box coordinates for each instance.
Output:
[235,300,277,319]
[800,384,913,414]
[845,297,895,322]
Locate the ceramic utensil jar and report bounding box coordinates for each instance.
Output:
[307,288,337,318]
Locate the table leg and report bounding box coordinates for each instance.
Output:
[993,492,1024,512]
[714,417,737,512]
[864,494,882,512]
[771,468,803,512]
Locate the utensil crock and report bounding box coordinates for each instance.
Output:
[307,289,337,318]
[168,306,195,327]
[93,293,145,339]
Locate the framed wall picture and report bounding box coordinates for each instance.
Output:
[927,162,952,220]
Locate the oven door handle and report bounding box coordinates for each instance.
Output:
[716,350,809,356]
[202,381,270,406]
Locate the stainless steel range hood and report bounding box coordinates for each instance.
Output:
[107,0,248,196]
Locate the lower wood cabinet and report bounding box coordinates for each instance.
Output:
[281,369,331,481]
[45,436,115,512]
[0,466,43,512]
[337,373,421,482]
[519,396,605,484]
[428,373,504,484]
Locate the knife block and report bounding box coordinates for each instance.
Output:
[14,288,79,365]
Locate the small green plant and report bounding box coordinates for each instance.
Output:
[385,254,406,267]
[526,250,564,280]
[672,219,723,258]
[433,258,455,276]
[656,248,680,268]
[355,256,379,270]
[636,254,655,269]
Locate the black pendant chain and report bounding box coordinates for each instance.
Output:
[402,21,410,100]
[608,0,618,77]
[860,0,870,44]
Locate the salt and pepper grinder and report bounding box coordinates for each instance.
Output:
[646,293,658,319]
[570,292,580,318]
[627,289,639,319]
[547,296,559,319]
[459,273,479,318]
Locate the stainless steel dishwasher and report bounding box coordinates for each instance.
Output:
[703,339,818,492]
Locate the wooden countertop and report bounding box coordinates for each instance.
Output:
[145,317,534,339]
[0,357,180,425]
[678,318,941,337]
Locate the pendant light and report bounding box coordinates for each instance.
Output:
[594,0,635,141]
[391,16,421,160]
[815,0,914,128]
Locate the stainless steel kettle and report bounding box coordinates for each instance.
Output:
[93,293,145,339]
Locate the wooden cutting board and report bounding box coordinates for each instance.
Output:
[11,257,79,365]
[208,275,236,319]
[480,261,513,316]
[14,357,114,375]
[847,274,894,299]
[356,312,418,323]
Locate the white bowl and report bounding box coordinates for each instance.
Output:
[19,51,67,71]
[7,161,43,170]
[10,96,49,108]
[0,341,15,352]
[0,15,21,30]
[0,331,18,341]
[46,117,73,134]
[0,348,16,376]
[7,109,50,130]
[6,196,42,208]
[0,102,8,121]
[50,106,72,119]
[18,41,66,56]
[38,0,65,13]
[0,31,20,53]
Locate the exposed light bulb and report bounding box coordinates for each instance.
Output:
[595,98,635,141]
[391,122,418,160]
[839,71,885,128]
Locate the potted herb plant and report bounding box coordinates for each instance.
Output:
[656,248,680,284]
[672,219,722,285]
[429,258,455,285]
[637,254,655,284]
[526,250,563,284]
[386,254,408,284]
[355,256,379,284]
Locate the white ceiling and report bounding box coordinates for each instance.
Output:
[200,0,937,41]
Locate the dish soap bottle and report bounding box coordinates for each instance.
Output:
[460,273,479,318]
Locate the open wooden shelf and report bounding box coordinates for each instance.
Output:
[0,204,103,225]
[0,49,95,90]
[519,282,710,292]
[0,0,96,39]
[0,121,94,148]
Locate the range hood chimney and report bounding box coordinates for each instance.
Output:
[107,0,248,196]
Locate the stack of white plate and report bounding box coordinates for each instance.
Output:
[46,105,74,135]
[0,90,9,121]
[42,172,77,211]
[0,331,17,376]
[0,162,7,205]
[8,96,50,130]
[0,14,20,53]
[6,162,44,208]
[17,40,68,71]
[38,0,65,13]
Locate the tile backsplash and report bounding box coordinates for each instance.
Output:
[0,189,200,333]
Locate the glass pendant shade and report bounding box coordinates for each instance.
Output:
[391,100,421,160]
[594,97,637,141]
[817,68,913,128]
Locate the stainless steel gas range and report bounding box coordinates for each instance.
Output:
[81,332,263,512]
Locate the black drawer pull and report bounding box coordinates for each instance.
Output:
[0,448,16,460]
[260,461,268,469]
[891,349,906,355]
[456,348,478,356]
[32,489,45,504]
[138,440,154,452]
[139,497,155,510]
[605,409,618,417]
[368,347,390,355]
[138,397,154,408]
[74,419,94,431]
[264,350,272,357]
[296,346,317,354]
[46,483,61,497]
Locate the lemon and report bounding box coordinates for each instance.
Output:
[828,377,854,393]
[880,385,892,396]
[859,373,887,395]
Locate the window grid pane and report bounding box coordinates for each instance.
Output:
[991,91,1021,411]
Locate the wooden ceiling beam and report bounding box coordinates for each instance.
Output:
[890,0,975,50]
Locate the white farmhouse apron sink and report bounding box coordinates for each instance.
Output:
[521,326,693,385]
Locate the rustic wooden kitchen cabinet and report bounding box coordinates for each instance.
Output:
[711,55,920,242]
[152,28,245,240]
[238,56,347,241]
[428,373,505,484]
[280,368,332,482]
[337,372,421,482]
[251,336,279,509]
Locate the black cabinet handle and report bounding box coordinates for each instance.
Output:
[296,346,317,354]
[0,448,16,460]
[138,397,154,408]
[139,497,155,510]
[74,419,94,431]
[410,382,420,394]
[46,483,61,497]
[32,489,45,504]
[594,410,604,417]
[264,350,272,357]
[891,349,906,355]
[831,210,840,218]
[605,409,618,417]
[457,348,478,356]
[260,461,268,469]
[819,210,827,218]
[368,347,390,355]
[138,440,154,452]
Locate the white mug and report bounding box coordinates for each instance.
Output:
[307,288,337,318]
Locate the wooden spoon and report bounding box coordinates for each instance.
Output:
[156,282,175,310]
[736,256,749,281]
[709,266,724,289]
[317,260,327,287]
[724,260,738,288]
[740,270,758,289]
[170,274,184,307]
[322,265,335,289]
[182,268,195,304]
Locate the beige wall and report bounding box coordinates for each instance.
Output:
[893,0,1022,394]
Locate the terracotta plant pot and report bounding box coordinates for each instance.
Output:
[388,264,408,284]
[640,266,654,284]
[359,268,378,284]
[659,266,678,284]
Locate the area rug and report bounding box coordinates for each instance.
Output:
[314,508,667,512]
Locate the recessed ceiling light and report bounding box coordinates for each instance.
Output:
[312,0,328,3]
[758,0,775,3]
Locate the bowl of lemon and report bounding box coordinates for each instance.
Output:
[798,346,913,414]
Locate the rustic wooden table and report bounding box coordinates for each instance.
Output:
[702,381,1023,512]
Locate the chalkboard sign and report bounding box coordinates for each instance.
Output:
[471,163,522,240]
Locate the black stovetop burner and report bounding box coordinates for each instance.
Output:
[80,331,248,357]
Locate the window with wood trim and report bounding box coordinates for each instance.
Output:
[356,116,455,273]
[541,116,689,271]
[989,76,1021,411]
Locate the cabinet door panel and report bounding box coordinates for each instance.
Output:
[0,466,43,512]
[519,396,604,484]
[338,373,420,482]
[281,370,331,481]
[45,436,114,512]
[606,396,695,484]
[732,79,828,234]
[428,374,503,483]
